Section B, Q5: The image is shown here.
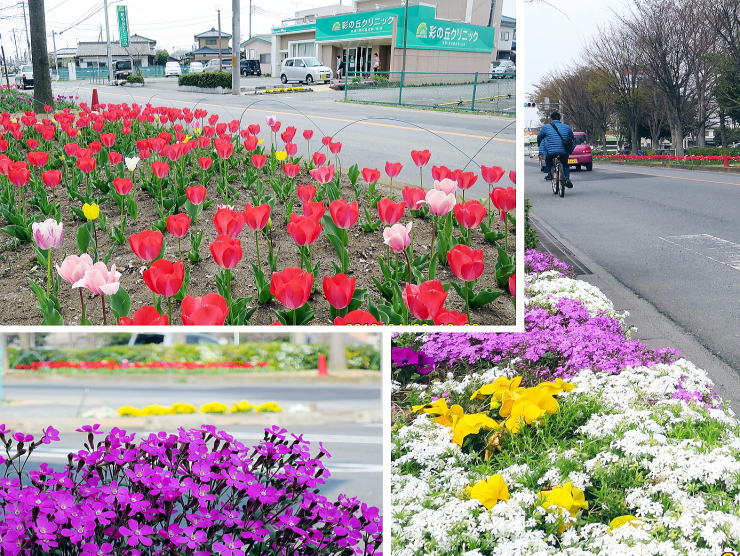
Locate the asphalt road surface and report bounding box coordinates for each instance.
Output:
[19,422,382,508]
[52,80,513,200]
[526,159,740,371]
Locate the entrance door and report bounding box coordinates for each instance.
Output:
[345,47,357,75]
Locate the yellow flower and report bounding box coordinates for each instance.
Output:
[140,404,174,416]
[451,412,499,446]
[539,482,588,518]
[82,203,100,220]
[466,474,510,509]
[183,135,192,143]
[117,405,143,417]
[256,401,282,413]
[411,398,461,427]
[275,150,287,161]
[470,376,523,408]
[232,400,256,413]
[499,386,561,433]
[535,378,575,397]
[194,127,202,135]
[60,155,66,161]
[171,403,197,414]
[258,139,264,145]
[610,515,640,530]
[201,401,230,414]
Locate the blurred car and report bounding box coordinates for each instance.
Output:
[164,61,182,77]
[491,60,515,79]
[204,58,233,72]
[240,59,261,76]
[128,333,226,346]
[15,64,33,89]
[113,59,133,81]
[188,61,204,73]
[567,132,593,171]
[280,57,332,84]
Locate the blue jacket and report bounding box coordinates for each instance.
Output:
[537,120,574,155]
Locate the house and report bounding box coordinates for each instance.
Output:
[496,15,515,62]
[241,34,272,75]
[75,34,157,68]
[191,28,232,62]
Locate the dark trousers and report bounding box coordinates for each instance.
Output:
[543,153,570,179]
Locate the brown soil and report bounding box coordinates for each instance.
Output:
[0,167,516,326]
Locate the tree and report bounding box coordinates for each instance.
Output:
[155,49,169,66]
[28,0,53,113]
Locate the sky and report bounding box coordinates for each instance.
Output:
[523,0,631,128]
[0,0,514,59]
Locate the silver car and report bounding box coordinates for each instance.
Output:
[280,57,332,85]
[15,64,34,89]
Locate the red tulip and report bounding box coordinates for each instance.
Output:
[251,154,267,169]
[297,184,317,202]
[481,165,505,184]
[491,187,516,220]
[377,198,405,225]
[283,163,300,178]
[403,281,448,321]
[329,199,359,229]
[214,138,234,159]
[129,230,164,261]
[303,129,314,140]
[453,200,487,229]
[509,170,516,184]
[8,162,30,186]
[64,143,79,157]
[244,203,270,230]
[198,156,213,170]
[454,170,478,190]
[166,213,192,238]
[303,201,325,220]
[287,214,322,245]
[329,141,342,154]
[385,161,402,178]
[77,157,96,173]
[108,151,122,165]
[361,167,380,184]
[321,135,332,146]
[285,142,298,156]
[312,152,326,166]
[309,164,335,184]
[447,244,485,282]
[433,308,468,325]
[243,135,258,152]
[410,149,431,167]
[118,305,169,326]
[27,151,49,167]
[150,160,170,178]
[99,132,116,147]
[213,207,245,237]
[508,273,516,297]
[334,310,382,325]
[112,177,133,195]
[431,165,450,180]
[209,235,243,269]
[26,138,39,150]
[322,273,356,309]
[247,123,260,134]
[143,259,185,297]
[270,267,313,309]
[186,185,207,205]
[281,126,296,143]
[181,293,229,325]
[42,169,62,188]
[401,186,425,210]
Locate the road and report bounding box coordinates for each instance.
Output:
[526,159,740,373]
[52,79,514,200]
[19,422,382,508]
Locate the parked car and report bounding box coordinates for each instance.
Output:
[280,57,331,85]
[127,333,226,346]
[15,64,33,89]
[567,132,593,171]
[164,61,182,77]
[188,61,204,73]
[113,59,133,81]
[204,58,233,72]
[491,60,515,79]
[240,59,261,76]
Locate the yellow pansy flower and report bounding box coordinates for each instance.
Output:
[470,376,523,408]
[451,412,499,446]
[466,474,510,509]
[535,378,575,396]
[609,515,640,530]
[82,203,100,220]
[275,150,288,161]
[539,482,588,517]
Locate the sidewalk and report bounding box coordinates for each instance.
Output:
[534,216,740,414]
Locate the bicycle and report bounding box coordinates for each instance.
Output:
[551,156,566,198]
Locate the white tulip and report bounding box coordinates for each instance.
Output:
[124,156,140,172]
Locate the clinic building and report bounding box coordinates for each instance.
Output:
[270,1,499,81]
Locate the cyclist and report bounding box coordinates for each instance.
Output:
[537,111,575,188]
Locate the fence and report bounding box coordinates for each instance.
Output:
[52,66,172,82]
[340,71,516,114]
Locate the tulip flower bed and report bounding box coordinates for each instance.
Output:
[595,153,740,166]
[0,102,516,325]
[0,424,382,554]
[391,250,740,555]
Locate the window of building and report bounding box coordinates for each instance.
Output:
[290,41,315,58]
[259,53,270,64]
[206,38,216,45]
[502,31,510,41]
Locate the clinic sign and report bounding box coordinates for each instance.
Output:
[273,23,315,35]
[316,10,397,41]
[399,19,494,53]
[117,6,129,48]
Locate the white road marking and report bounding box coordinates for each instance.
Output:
[660,234,740,270]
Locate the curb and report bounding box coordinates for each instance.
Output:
[595,161,740,174]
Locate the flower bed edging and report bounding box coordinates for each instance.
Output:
[177,85,231,94]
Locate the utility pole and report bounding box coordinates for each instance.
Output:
[398,0,409,104]
[217,8,222,71]
[0,35,10,88]
[51,30,57,79]
[249,0,252,40]
[21,1,30,60]
[103,0,113,83]
[28,0,53,112]
[231,0,240,95]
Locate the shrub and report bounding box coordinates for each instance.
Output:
[126,74,144,84]
[524,196,538,250]
[178,71,232,89]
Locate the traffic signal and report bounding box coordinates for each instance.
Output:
[524,102,536,108]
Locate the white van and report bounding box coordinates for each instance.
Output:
[164,61,182,77]
[280,57,332,85]
[188,62,204,74]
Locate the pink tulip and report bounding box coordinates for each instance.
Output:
[424,189,456,215]
[433,178,457,195]
[72,262,121,296]
[383,222,412,253]
[32,219,64,250]
[56,253,93,284]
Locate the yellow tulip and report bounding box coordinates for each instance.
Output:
[609,515,640,530]
[275,150,288,161]
[194,127,202,135]
[466,474,510,509]
[82,203,100,221]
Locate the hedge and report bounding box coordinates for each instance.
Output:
[126,74,144,84]
[178,71,232,89]
[8,342,380,372]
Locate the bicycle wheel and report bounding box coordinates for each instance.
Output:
[559,173,565,197]
[551,163,559,195]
